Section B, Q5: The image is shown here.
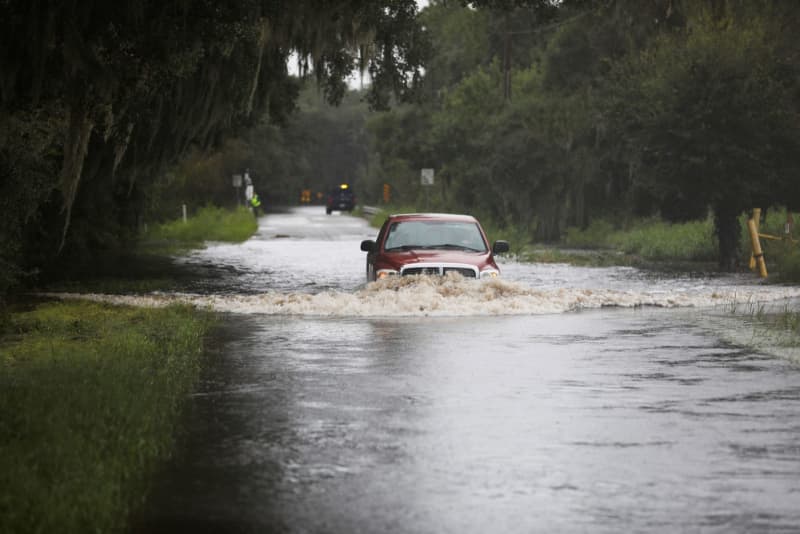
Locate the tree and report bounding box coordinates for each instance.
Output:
[604,8,800,268]
[0,0,429,292]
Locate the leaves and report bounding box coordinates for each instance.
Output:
[0,0,429,291]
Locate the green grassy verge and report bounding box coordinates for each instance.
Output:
[564,217,718,262]
[0,300,213,534]
[559,210,800,280]
[519,247,648,268]
[142,205,258,255]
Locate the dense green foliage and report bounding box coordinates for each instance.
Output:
[0,0,428,295]
[362,0,800,270]
[0,301,212,534]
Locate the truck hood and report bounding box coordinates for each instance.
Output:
[380,249,495,271]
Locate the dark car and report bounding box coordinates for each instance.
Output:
[326,184,356,214]
[360,213,509,281]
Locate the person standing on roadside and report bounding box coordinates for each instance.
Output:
[250,192,262,216]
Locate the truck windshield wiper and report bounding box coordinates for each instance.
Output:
[385,244,422,251]
[386,244,484,252]
[428,244,484,252]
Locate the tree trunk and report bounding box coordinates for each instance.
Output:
[713,205,740,271]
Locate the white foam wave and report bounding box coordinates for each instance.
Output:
[43,276,800,317]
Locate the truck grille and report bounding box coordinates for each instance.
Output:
[403,267,441,276]
[401,266,478,278]
[443,267,477,278]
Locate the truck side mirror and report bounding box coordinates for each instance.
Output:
[492,240,509,254]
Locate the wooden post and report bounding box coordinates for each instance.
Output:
[748,208,761,271]
[747,215,768,278]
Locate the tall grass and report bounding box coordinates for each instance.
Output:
[0,300,213,534]
[566,217,717,262]
[145,205,257,249]
[609,218,718,261]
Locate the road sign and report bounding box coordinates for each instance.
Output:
[421,168,434,186]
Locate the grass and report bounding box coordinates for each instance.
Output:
[0,206,251,530]
[0,300,213,534]
[519,247,644,267]
[565,217,718,262]
[142,205,258,255]
[735,301,800,362]
[1,206,252,529]
[562,211,800,281]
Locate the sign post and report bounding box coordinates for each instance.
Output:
[421,168,434,210]
[232,174,243,205]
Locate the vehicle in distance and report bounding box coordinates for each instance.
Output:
[326,183,356,214]
[360,213,509,281]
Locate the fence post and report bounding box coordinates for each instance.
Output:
[749,208,761,271]
[747,212,767,278]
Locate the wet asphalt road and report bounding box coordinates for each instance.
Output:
[133,207,800,533]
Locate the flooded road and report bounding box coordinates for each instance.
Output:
[133,207,800,533]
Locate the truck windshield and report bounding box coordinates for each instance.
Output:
[384,221,487,252]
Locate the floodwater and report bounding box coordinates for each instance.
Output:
[125,207,800,533]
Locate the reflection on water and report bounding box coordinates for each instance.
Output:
[135,310,800,533]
